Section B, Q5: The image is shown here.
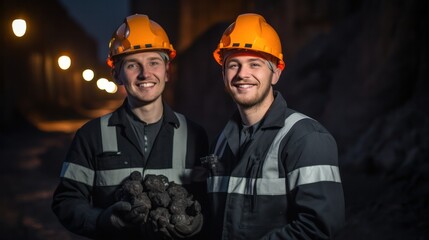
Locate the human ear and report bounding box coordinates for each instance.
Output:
[111,68,123,85]
[271,68,282,85]
[165,63,170,82]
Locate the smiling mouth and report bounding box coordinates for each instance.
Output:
[234,83,255,89]
[138,82,155,88]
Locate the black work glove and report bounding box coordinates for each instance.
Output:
[160,213,203,239]
[97,201,133,232]
[124,204,151,224]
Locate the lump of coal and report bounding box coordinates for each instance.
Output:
[167,182,189,200]
[169,197,189,215]
[116,171,144,203]
[116,172,203,237]
[143,174,169,192]
[144,174,171,208]
[187,200,202,216]
[115,171,152,223]
[148,191,171,208]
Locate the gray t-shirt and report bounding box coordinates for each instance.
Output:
[126,110,163,158]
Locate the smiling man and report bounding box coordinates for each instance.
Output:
[203,13,345,240]
[52,14,208,240]
[118,52,169,110]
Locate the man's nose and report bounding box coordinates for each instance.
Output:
[137,66,149,80]
[236,65,250,79]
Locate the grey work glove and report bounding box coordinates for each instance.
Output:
[97,201,133,231]
[160,214,203,239]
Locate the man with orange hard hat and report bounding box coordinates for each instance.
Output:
[202,13,345,239]
[52,14,208,239]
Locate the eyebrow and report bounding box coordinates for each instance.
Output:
[147,56,163,61]
[123,56,163,63]
[227,57,265,64]
[248,58,265,63]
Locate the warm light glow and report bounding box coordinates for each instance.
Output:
[82,69,94,81]
[96,78,109,90]
[58,55,71,70]
[105,81,118,93]
[12,19,27,37]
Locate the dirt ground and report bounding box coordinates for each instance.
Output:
[1,119,428,240]
[0,122,86,240]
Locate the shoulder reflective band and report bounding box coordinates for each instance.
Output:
[207,112,341,195]
[172,112,187,170]
[100,113,117,152]
[95,112,190,186]
[60,112,191,186]
[262,112,309,178]
[166,112,191,184]
[213,113,308,161]
[145,112,191,184]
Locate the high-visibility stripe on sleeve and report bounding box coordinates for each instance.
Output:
[60,162,95,186]
[287,165,341,191]
[61,163,194,187]
[207,176,230,193]
[207,165,341,195]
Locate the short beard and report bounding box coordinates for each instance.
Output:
[227,83,272,110]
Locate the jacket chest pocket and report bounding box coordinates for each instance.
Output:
[96,153,132,169]
[239,194,288,229]
[95,154,133,187]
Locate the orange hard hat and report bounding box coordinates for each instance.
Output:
[107,14,176,68]
[213,13,285,70]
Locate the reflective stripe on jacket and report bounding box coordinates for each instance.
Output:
[52,101,208,239]
[60,112,191,187]
[206,92,345,240]
[208,112,341,196]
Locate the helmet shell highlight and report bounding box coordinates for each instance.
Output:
[107,14,176,67]
[213,13,284,70]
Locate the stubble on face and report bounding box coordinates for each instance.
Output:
[226,78,273,110]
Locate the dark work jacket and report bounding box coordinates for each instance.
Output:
[205,92,345,240]
[51,100,208,239]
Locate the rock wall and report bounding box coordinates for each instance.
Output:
[174,0,429,157]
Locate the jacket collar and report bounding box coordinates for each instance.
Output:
[107,98,180,128]
[222,91,288,156]
[260,91,289,129]
[229,91,288,130]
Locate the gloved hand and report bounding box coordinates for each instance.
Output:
[160,213,203,239]
[97,201,133,231]
[124,204,151,224]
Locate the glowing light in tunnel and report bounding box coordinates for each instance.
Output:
[58,55,71,70]
[12,19,27,37]
[105,81,118,93]
[96,78,109,90]
[82,69,94,81]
